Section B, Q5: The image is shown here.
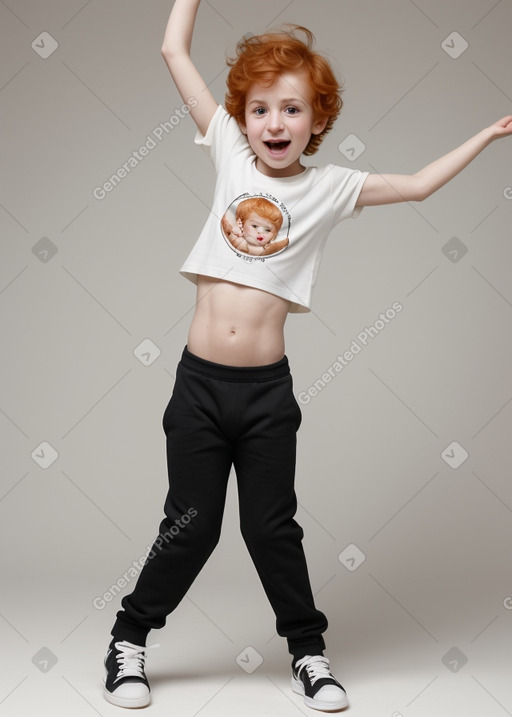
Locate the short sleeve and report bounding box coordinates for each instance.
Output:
[329,165,369,224]
[194,105,249,173]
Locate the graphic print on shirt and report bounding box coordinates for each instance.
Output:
[220,192,291,260]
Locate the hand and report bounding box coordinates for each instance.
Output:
[489,115,512,140]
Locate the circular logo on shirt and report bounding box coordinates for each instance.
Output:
[220,193,291,259]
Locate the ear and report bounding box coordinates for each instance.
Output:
[238,120,247,135]
[311,116,328,136]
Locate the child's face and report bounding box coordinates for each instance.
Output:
[240,71,327,178]
[240,212,278,247]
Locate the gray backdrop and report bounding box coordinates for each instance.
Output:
[1,1,512,715]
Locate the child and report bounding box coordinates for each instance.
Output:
[221,196,289,256]
[103,0,512,711]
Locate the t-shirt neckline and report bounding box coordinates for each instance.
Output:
[251,156,313,182]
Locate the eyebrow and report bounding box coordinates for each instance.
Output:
[247,97,307,106]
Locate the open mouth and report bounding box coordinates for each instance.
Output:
[264,140,291,152]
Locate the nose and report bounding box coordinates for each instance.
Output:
[266,109,284,132]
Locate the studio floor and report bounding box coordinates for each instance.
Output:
[2,577,511,717]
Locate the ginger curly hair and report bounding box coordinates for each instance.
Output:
[236,197,283,231]
[225,25,343,156]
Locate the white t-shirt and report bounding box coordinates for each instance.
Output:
[180,105,368,313]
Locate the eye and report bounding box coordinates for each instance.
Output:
[254,107,266,115]
[285,106,300,115]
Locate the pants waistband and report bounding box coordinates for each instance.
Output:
[181,345,290,382]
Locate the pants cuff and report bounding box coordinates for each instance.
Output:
[288,636,326,659]
[111,617,150,647]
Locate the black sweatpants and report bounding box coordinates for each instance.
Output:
[112,346,327,657]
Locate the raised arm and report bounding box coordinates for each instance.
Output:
[357,115,512,206]
[161,0,219,136]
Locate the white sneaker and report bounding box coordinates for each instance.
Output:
[291,654,349,711]
[103,640,154,708]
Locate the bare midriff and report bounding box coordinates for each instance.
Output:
[187,275,290,366]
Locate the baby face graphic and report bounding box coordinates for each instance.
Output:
[221,196,290,257]
[238,212,278,248]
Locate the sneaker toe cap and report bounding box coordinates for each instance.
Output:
[112,681,149,700]
[314,684,348,708]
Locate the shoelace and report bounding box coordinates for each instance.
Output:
[113,641,159,683]
[295,655,333,686]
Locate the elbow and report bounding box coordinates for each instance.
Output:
[414,188,430,203]
[161,44,182,60]
[411,176,431,203]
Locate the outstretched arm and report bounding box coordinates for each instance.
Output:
[161,0,219,136]
[357,116,512,206]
